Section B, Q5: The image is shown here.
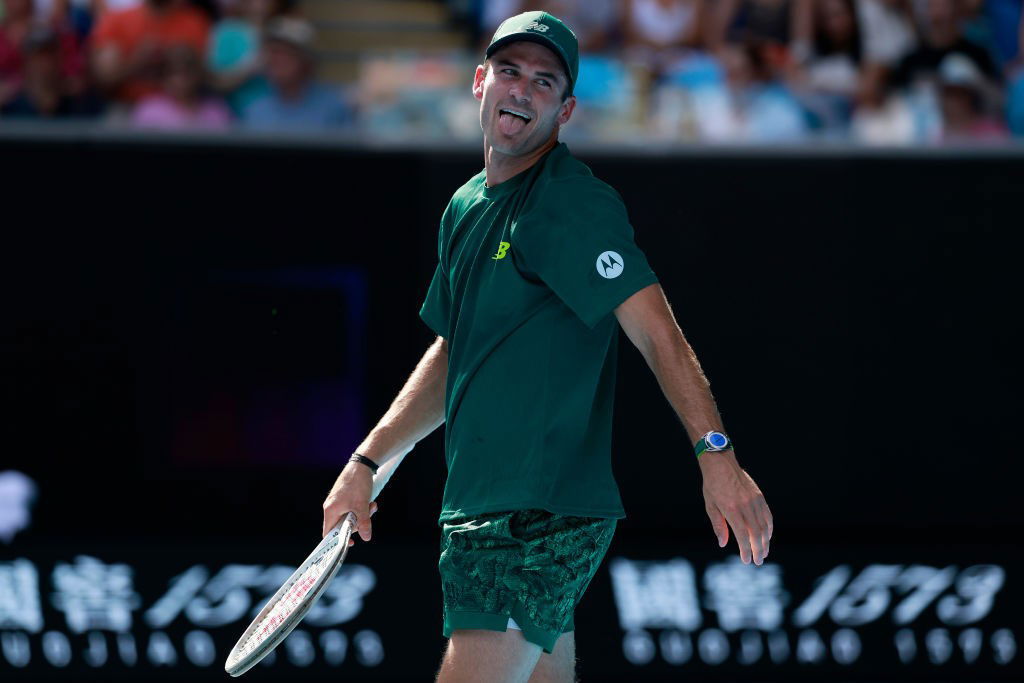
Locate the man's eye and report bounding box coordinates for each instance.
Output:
[502,69,517,76]
[537,79,550,88]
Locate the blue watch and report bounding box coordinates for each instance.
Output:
[694,431,732,458]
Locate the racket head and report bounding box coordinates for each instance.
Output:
[224,512,356,677]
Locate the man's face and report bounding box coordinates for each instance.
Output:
[472,41,575,157]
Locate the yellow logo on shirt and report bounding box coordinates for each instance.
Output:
[492,241,511,260]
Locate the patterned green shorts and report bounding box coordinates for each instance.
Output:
[439,508,617,654]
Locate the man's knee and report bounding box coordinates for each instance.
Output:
[436,629,543,683]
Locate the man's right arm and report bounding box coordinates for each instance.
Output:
[321,335,448,540]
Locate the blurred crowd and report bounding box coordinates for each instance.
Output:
[0,0,352,130]
[469,0,1024,143]
[1,0,1023,143]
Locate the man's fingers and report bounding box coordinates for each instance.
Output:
[706,505,729,547]
[747,520,764,566]
[357,504,373,542]
[754,500,773,561]
[761,499,774,540]
[723,510,753,564]
[322,510,338,539]
[741,504,765,565]
[323,500,378,540]
[349,503,379,546]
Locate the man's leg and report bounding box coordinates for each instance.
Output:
[436,629,543,683]
[527,631,575,683]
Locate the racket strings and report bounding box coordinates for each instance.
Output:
[235,532,342,657]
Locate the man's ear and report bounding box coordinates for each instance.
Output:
[557,95,577,126]
[472,64,487,101]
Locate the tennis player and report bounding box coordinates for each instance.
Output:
[322,11,773,682]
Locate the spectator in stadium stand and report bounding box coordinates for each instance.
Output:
[31,0,97,38]
[1,0,36,109]
[849,67,916,143]
[241,17,353,131]
[982,0,1024,69]
[622,0,707,76]
[891,0,999,87]
[711,0,796,87]
[848,0,917,131]
[478,0,526,37]
[91,0,211,107]
[713,0,793,48]
[937,52,1008,142]
[691,41,807,141]
[514,0,617,53]
[856,0,916,69]
[208,0,294,116]
[0,24,101,117]
[0,0,85,109]
[789,0,863,133]
[131,42,230,129]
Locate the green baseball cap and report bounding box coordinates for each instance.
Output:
[485,11,579,96]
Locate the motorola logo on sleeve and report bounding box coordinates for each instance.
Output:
[596,251,624,279]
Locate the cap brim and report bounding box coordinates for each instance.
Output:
[485,34,573,95]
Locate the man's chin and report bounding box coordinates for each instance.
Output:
[486,130,541,157]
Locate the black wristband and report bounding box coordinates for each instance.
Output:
[349,453,380,475]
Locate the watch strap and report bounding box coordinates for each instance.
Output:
[694,432,732,459]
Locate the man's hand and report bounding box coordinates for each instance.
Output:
[699,453,773,565]
[322,463,377,544]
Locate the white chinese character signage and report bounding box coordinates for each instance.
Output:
[607,554,1016,673]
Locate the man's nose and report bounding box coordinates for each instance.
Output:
[508,81,532,102]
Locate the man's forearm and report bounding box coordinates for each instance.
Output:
[637,326,725,448]
[352,336,448,468]
[616,285,771,564]
[616,286,727,452]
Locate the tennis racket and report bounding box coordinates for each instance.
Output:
[224,447,411,677]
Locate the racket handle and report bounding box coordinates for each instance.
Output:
[368,444,412,502]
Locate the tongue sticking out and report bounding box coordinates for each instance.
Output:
[498,111,528,136]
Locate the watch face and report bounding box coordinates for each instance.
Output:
[708,432,728,449]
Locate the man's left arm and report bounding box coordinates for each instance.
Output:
[614,283,774,565]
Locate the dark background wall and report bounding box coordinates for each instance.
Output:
[5,137,1019,541]
[2,136,1021,681]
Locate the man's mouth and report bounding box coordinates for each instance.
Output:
[498,108,532,135]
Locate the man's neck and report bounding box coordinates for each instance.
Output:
[483,135,558,187]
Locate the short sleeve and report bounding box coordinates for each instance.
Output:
[513,179,658,328]
[419,264,451,337]
[419,208,454,337]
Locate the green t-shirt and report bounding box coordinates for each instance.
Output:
[420,142,659,524]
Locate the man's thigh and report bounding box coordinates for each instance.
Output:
[528,631,575,683]
[436,628,543,683]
